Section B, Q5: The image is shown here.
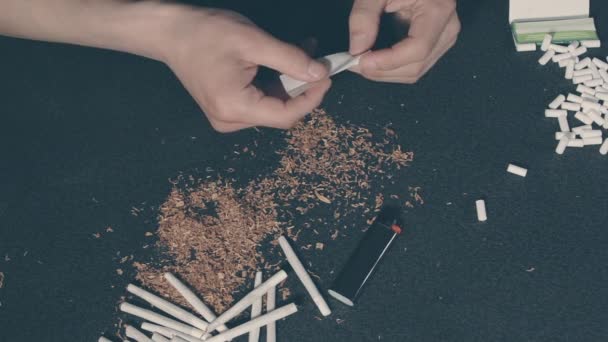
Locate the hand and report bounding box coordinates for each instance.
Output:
[348,0,460,83]
[164,8,331,132]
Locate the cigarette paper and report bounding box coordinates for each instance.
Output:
[126,325,154,342]
[278,236,331,316]
[581,40,601,48]
[541,34,552,51]
[575,57,591,70]
[561,102,580,112]
[152,333,170,342]
[141,323,204,342]
[548,95,565,109]
[476,200,487,222]
[567,139,584,147]
[266,286,276,342]
[206,270,288,333]
[538,50,555,65]
[573,74,593,84]
[555,132,575,140]
[583,137,603,145]
[249,272,263,342]
[574,112,593,125]
[163,273,228,333]
[549,44,569,53]
[556,136,569,154]
[507,164,527,177]
[552,52,572,63]
[577,85,595,95]
[99,338,112,342]
[120,303,205,339]
[584,79,604,88]
[206,304,298,342]
[579,130,602,138]
[567,93,583,103]
[557,115,570,132]
[600,139,608,155]
[570,46,587,57]
[545,109,566,118]
[593,58,608,70]
[127,284,209,331]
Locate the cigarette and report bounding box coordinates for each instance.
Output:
[120,302,205,339]
[583,137,603,146]
[140,323,204,342]
[127,284,209,331]
[580,40,601,48]
[545,109,566,118]
[565,60,575,79]
[552,52,572,63]
[581,101,602,112]
[152,333,170,342]
[586,110,605,126]
[549,44,569,53]
[555,132,575,140]
[579,130,602,138]
[571,125,592,134]
[599,138,608,155]
[266,286,277,342]
[567,41,579,52]
[567,139,584,147]
[584,79,604,88]
[548,94,565,109]
[126,325,154,342]
[575,57,591,70]
[170,337,189,342]
[598,69,608,83]
[570,46,587,57]
[561,102,580,112]
[557,115,570,132]
[555,136,569,154]
[576,85,595,95]
[574,112,593,125]
[540,34,552,51]
[538,50,555,65]
[475,200,487,222]
[573,74,593,84]
[278,236,331,316]
[249,271,263,342]
[99,338,112,342]
[206,270,288,333]
[596,92,608,101]
[567,93,583,103]
[506,164,527,177]
[206,304,298,342]
[163,273,228,333]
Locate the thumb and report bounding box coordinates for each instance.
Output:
[349,0,387,55]
[246,30,328,82]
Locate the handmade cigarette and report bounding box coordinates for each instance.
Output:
[541,34,552,51]
[582,101,602,112]
[571,125,592,134]
[588,62,600,78]
[548,95,565,109]
[545,109,566,118]
[120,303,205,339]
[593,58,608,70]
[475,200,487,222]
[581,94,599,102]
[538,50,555,65]
[586,110,605,125]
[152,333,170,342]
[573,74,593,84]
[567,93,583,103]
[580,130,602,138]
[565,60,575,79]
[581,40,601,48]
[574,112,593,125]
[127,284,209,331]
[599,138,608,155]
[573,69,593,77]
[567,139,584,147]
[561,102,580,112]
[555,136,569,154]
[570,46,587,57]
[599,69,608,83]
[557,115,570,132]
[567,41,580,52]
[577,85,595,95]
[559,58,575,68]
[163,273,228,333]
[126,325,154,342]
[552,52,572,63]
[140,323,204,342]
[206,270,288,333]
[506,164,527,177]
[266,286,276,342]
[584,79,604,88]
[206,304,298,342]
[549,44,568,53]
[596,92,608,101]
[278,236,331,316]
[583,137,603,145]
[575,57,591,70]
[555,132,575,140]
[249,272,263,342]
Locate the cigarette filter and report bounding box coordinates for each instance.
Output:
[328,206,403,306]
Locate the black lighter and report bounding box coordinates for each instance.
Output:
[328,206,403,306]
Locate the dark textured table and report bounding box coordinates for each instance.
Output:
[1,1,608,341]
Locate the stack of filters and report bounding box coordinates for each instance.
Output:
[99,237,332,342]
[537,34,608,155]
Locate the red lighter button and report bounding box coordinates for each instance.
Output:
[391,224,403,234]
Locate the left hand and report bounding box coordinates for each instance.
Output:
[348,0,460,83]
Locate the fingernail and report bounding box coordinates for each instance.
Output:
[308,61,327,79]
[350,33,367,54]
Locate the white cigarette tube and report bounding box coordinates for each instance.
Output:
[206,270,288,333]
[548,94,566,109]
[574,112,593,125]
[573,74,593,84]
[586,110,605,125]
[583,137,603,145]
[538,50,555,65]
[584,79,604,88]
[541,34,552,51]
[163,273,228,333]
[577,84,595,95]
[545,109,566,118]
[599,69,608,83]
[140,323,204,342]
[572,125,592,134]
[278,236,331,316]
[206,304,298,342]
[475,200,487,222]
[567,41,580,52]
[266,286,276,342]
[579,130,602,138]
[597,92,608,102]
[567,93,583,103]
[593,58,608,70]
[555,132,575,140]
[581,40,601,48]
[127,284,209,331]
[582,101,602,111]
[567,139,584,147]
[506,164,527,177]
[599,138,608,155]
[575,57,591,70]
[573,69,593,77]
[581,94,599,102]
[570,46,587,57]
[561,102,580,112]
[120,303,205,339]
[565,60,575,79]
[249,272,263,342]
[559,58,575,68]
[126,325,154,342]
[556,136,569,154]
[99,338,112,342]
[588,62,600,78]
[549,44,568,53]
[552,52,572,63]
[557,115,570,132]
[152,333,170,342]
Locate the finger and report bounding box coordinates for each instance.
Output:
[360,2,454,71]
[208,118,252,133]
[349,0,388,55]
[244,29,328,82]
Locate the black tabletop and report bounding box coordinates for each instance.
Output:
[1,1,608,341]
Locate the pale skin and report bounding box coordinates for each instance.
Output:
[0,0,459,132]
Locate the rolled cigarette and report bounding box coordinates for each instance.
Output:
[120,302,205,339]
[506,164,527,177]
[548,94,565,109]
[599,138,608,155]
[580,40,601,48]
[171,337,189,342]
[206,270,288,333]
[549,44,568,53]
[99,338,113,342]
[538,49,555,65]
[557,115,570,132]
[127,284,209,331]
[575,57,591,70]
[163,273,228,333]
[475,200,487,221]
[266,286,276,342]
[278,236,331,316]
[556,136,569,154]
[152,333,170,342]
[141,323,204,342]
[567,139,584,147]
[206,304,298,342]
[249,272,263,342]
[126,325,154,342]
[540,34,552,51]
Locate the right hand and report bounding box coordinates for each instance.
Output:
[161,8,331,132]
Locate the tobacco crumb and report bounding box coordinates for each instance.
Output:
[93,233,101,239]
[106,227,114,233]
[144,232,154,237]
[315,242,324,250]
